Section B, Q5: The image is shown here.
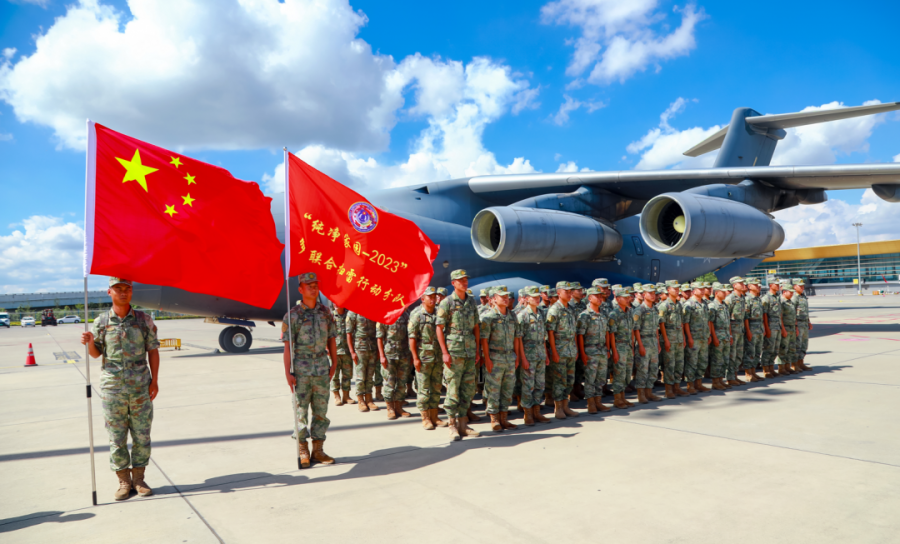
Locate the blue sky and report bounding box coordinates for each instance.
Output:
[1,0,898,292]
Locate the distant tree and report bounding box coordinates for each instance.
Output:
[694,272,718,283]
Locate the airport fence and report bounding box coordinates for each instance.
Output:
[1,307,198,326]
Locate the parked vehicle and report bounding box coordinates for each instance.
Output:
[21,316,36,327]
[57,315,81,324]
[0,312,10,328]
[41,309,57,327]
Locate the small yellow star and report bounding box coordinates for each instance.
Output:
[164,205,177,217]
[170,156,183,168]
[182,193,195,207]
[184,173,196,185]
[116,149,158,192]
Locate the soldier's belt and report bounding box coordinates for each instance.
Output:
[583,342,602,347]
[102,359,147,369]
[489,347,514,354]
[295,351,328,359]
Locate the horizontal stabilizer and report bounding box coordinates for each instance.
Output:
[683,126,728,157]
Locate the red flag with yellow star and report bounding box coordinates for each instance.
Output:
[285,152,439,324]
[84,121,285,308]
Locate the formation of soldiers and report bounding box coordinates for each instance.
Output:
[81,270,814,498]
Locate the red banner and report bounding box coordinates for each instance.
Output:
[85,122,285,308]
[285,153,439,324]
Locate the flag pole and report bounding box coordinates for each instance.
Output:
[83,118,99,505]
[84,276,97,505]
[284,148,301,469]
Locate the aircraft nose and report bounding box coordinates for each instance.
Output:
[132,282,162,309]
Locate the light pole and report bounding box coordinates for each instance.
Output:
[852,222,863,295]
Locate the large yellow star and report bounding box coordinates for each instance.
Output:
[164,204,177,217]
[116,149,158,192]
[182,193,195,207]
[184,173,196,185]
[170,156,183,168]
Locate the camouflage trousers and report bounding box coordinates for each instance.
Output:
[517,347,546,408]
[574,356,584,388]
[331,353,353,392]
[743,324,764,371]
[761,321,782,367]
[685,337,709,382]
[549,355,576,401]
[381,354,411,401]
[611,343,634,394]
[582,347,608,398]
[709,332,730,379]
[293,374,330,441]
[634,337,660,389]
[661,340,685,384]
[415,359,442,411]
[374,361,383,387]
[101,367,153,471]
[796,322,810,360]
[484,352,516,414]
[727,324,744,380]
[354,351,377,396]
[776,325,797,368]
[443,356,476,418]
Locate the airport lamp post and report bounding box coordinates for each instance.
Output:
[853,222,863,296]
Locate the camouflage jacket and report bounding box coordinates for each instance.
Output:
[281,302,336,376]
[608,303,638,347]
[709,299,731,339]
[745,293,764,326]
[724,292,746,331]
[576,307,610,352]
[683,297,711,339]
[517,306,547,353]
[634,303,661,340]
[546,301,577,358]
[408,306,439,363]
[436,291,479,358]
[780,296,798,327]
[657,298,684,343]
[793,293,810,323]
[570,299,587,315]
[377,309,411,358]
[760,292,783,325]
[92,307,160,368]
[346,311,377,352]
[480,307,521,355]
[332,308,349,355]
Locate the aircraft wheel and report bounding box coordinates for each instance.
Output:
[220,326,253,353]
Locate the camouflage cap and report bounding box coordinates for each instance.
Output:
[547,288,558,297]
[622,286,635,295]
[723,285,734,292]
[108,277,133,287]
[690,282,703,289]
[641,283,656,292]
[656,282,665,288]
[491,286,510,296]
[665,279,680,287]
[711,282,723,290]
[729,276,744,284]
[518,288,525,297]
[586,286,602,296]
[681,283,691,291]
[523,286,541,297]
[570,281,583,290]
[657,287,667,294]
[702,282,712,288]
[422,286,437,296]
[633,282,642,289]
[792,278,806,285]
[592,278,609,287]
[479,288,488,297]
[613,288,627,297]
[466,288,473,295]
[298,272,318,284]
[779,279,791,286]
[611,284,623,291]
[555,280,570,290]
[539,285,551,293]
[632,285,643,293]
[745,277,761,285]
[436,287,448,295]
[450,269,469,280]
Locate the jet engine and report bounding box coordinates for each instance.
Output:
[640,193,784,258]
[471,207,622,262]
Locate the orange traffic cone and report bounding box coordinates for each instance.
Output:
[25,343,38,367]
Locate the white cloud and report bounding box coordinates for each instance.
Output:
[556,161,590,172]
[264,55,540,193]
[0,0,401,152]
[626,97,719,169]
[894,153,900,162]
[0,133,12,142]
[541,0,705,86]
[773,189,899,249]
[550,94,605,125]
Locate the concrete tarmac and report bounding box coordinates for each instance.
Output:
[1,296,899,543]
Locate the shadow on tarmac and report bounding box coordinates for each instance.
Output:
[0,510,95,533]
[810,323,900,339]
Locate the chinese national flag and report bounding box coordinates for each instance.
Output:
[84,122,285,309]
[285,152,439,324]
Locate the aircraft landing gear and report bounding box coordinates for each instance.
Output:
[218,326,253,353]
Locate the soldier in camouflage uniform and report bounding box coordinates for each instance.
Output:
[725,277,748,387]
[658,280,688,398]
[436,287,448,305]
[478,288,490,313]
[331,305,355,406]
[708,283,733,390]
[377,309,413,420]
[760,281,786,379]
[576,286,615,413]
[346,310,380,411]
[568,282,587,401]
[633,284,661,403]
[742,278,765,382]
[608,286,637,408]
[480,287,524,431]
[409,287,448,430]
[777,281,800,376]
[82,277,160,500]
[546,281,581,419]
[538,286,557,408]
[516,286,551,425]
[436,270,481,441]
[792,279,813,372]
[683,283,712,394]
[281,272,338,468]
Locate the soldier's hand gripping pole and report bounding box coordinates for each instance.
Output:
[83,276,98,505]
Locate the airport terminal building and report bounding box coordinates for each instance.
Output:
[745,239,900,295]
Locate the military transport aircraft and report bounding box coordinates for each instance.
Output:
[133,101,900,352]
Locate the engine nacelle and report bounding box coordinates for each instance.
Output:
[640,193,784,258]
[471,207,622,263]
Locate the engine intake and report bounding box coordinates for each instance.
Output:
[472,207,622,263]
[640,193,784,257]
